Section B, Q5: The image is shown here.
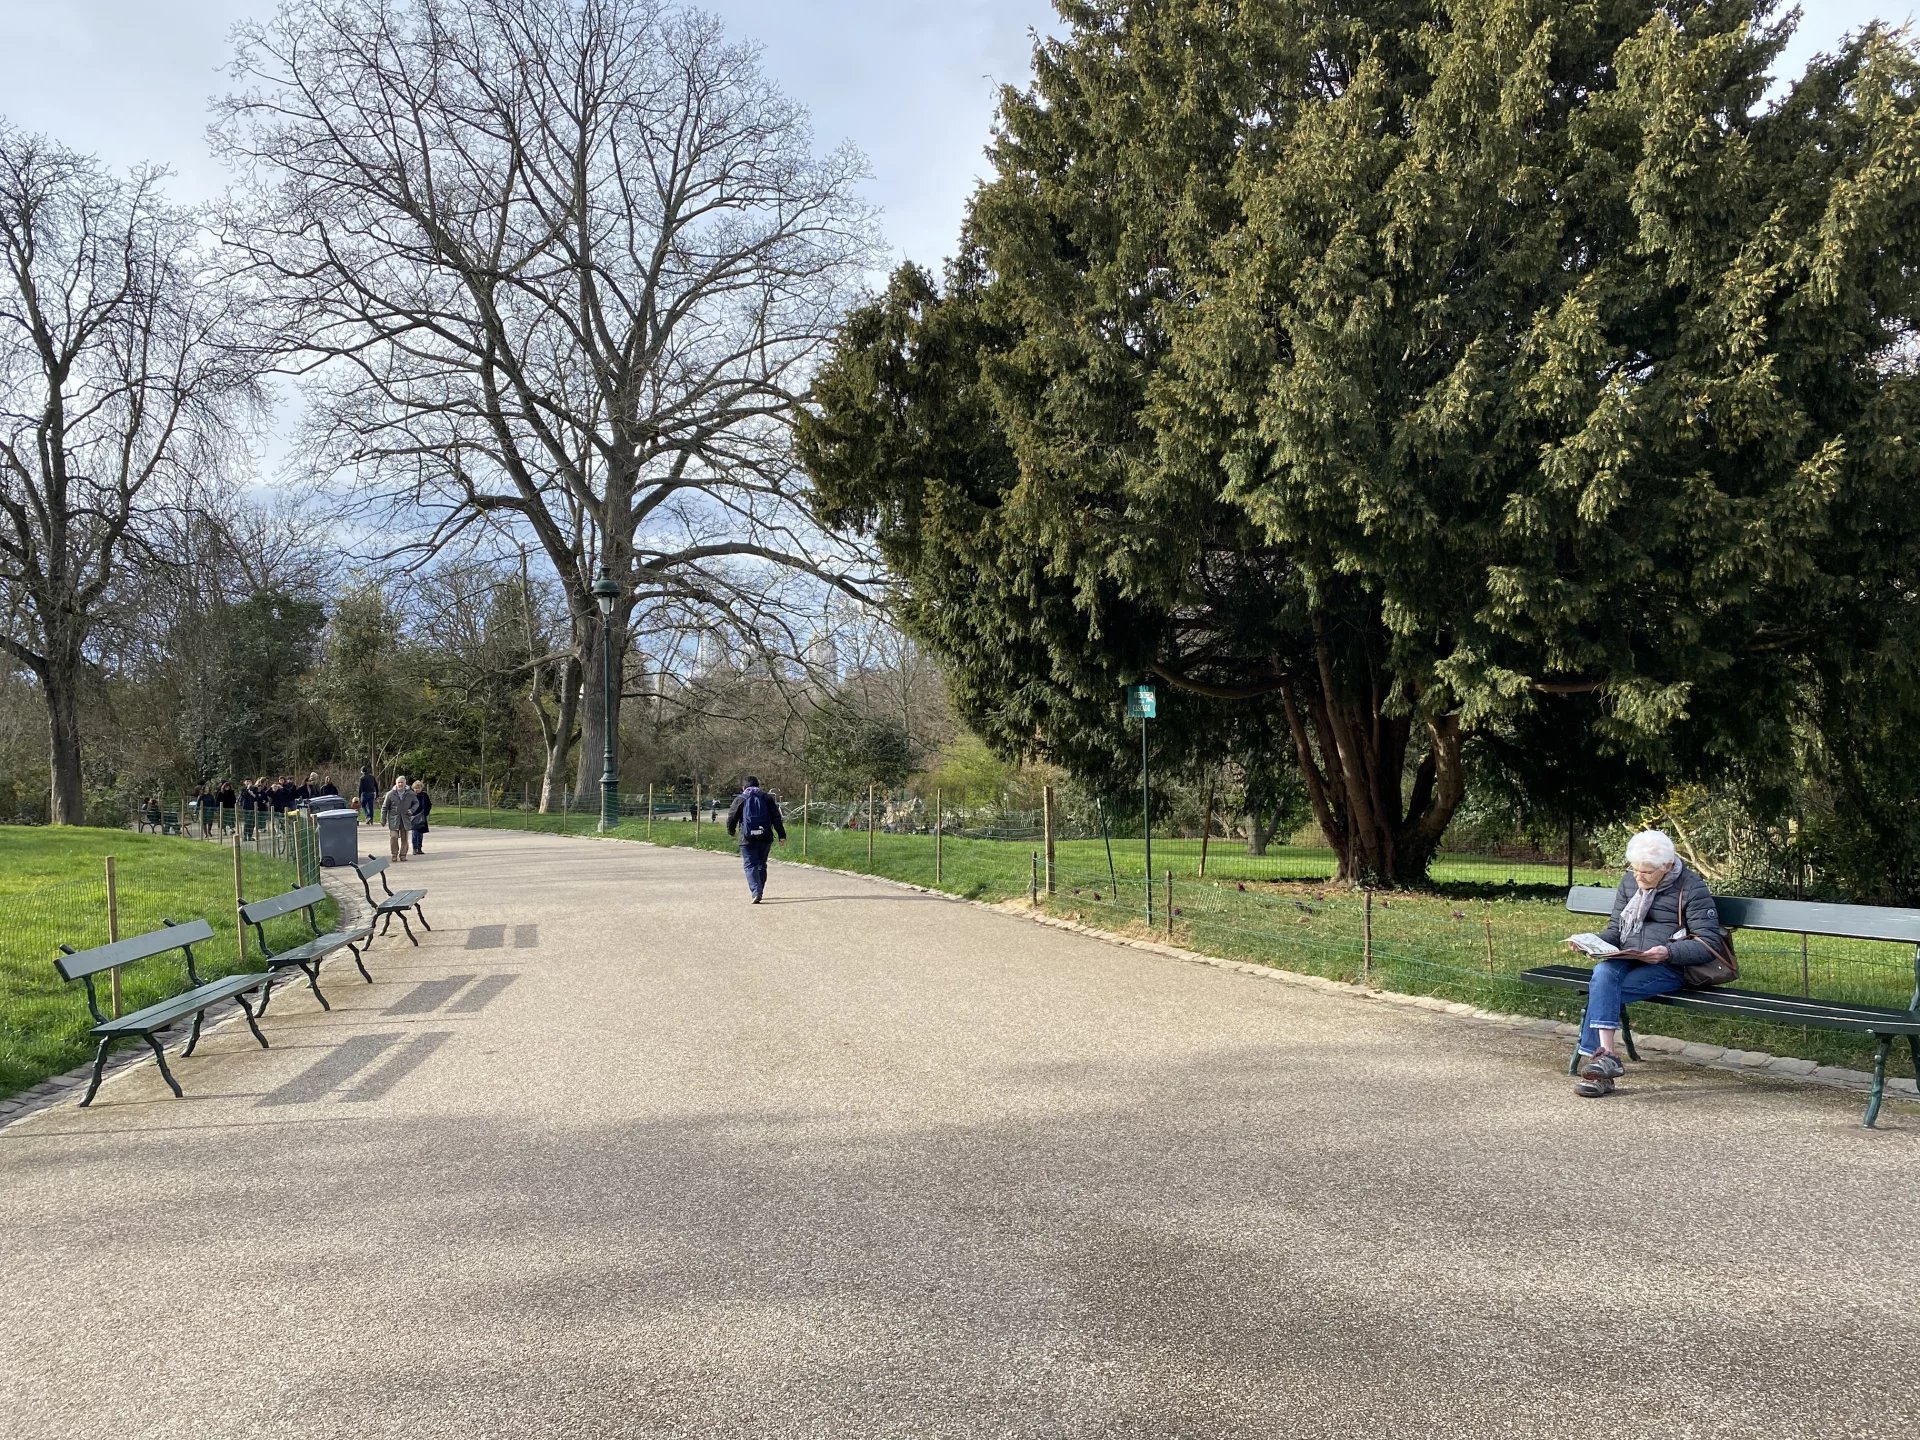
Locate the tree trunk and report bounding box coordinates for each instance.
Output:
[571,617,626,800]
[1279,648,1466,888]
[539,653,581,813]
[44,661,85,825]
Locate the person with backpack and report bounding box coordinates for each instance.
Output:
[1568,829,1734,1098]
[725,776,787,904]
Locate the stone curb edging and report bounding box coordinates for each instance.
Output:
[0,863,377,1135]
[630,833,1920,1114]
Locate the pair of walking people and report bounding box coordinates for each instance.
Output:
[380,776,432,861]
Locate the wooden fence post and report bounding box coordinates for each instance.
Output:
[646,782,654,841]
[802,782,810,859]
[694,782,701,848]
[1031,851,1039,907]
[867,783,875,869]
[934,788,942,886]
[1043,783,1056,895]
[1362,887,1374,985]
[105,856,123,1019]
[1483,901,1497,976]
[1199,768,1216,879]
[233,828,247,968]
[1166,870,1174,936]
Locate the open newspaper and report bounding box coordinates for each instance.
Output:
[1565,932,1655,960]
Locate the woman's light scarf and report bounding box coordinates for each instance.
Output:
[1619,857,1684,941]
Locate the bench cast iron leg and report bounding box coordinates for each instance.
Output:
[257,977,275,1016]
[1619,1009,1642,1063]
[142,1034,185,1098]
[379,912,394,937]
[235,993,268,1049]
[414,905,431,932]
[395,910,418,946]
[1864,1037,1891,1129]
[348,941,372,984]
[78,1037,115,1107]
[302,962,331,1011]
[182,1011,205,1057]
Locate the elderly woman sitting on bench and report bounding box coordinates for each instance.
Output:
[1572,829,1728,1099]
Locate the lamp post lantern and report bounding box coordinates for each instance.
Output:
[591,569,621,831]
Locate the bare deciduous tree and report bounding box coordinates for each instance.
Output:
[0,123,260,822]
[214,0,882,809]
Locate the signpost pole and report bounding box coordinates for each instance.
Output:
[1142,714,1152,927]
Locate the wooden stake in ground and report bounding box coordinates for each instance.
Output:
[233,827,247,968]
[934,788,942,885]
[802,782,810,859]
[1165,870,1173,936]
[694,782,701,848]
[1199,769,1216,879]
[867,783,875,869]
[104,856,122,1019]
[1362,888,1374,985]
[1482,901,1496,976]
[1031,851,1039,907]
[1042,783,1056,894]
[645,782,654,841]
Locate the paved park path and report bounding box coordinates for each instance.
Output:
[3,827,1916,1439]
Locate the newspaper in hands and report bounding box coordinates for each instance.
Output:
[1565,932,1623,958]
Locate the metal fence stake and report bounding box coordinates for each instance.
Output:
[1031,851,1039,907]
[1166,870,1173,936]
[646,782,654,841]
[867,783,875,869]
[802,782,810,859]
[934,788,942,886]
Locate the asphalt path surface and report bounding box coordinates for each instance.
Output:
[3,826,1916,1439]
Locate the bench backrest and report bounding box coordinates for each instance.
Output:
[55,918,219,1025]
[238,884,327,927]
[55,918,218,981]
[354,856,389,880]
[1567,886,1920,944]
[1569,884,1920,1009]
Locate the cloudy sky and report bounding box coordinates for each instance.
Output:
[1,0,1910,278]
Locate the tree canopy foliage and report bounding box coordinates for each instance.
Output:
[799,0,1920,884]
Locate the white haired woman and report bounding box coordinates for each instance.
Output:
[1572,829,1729,1098]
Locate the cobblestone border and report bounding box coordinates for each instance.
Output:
[0,864,376,1134]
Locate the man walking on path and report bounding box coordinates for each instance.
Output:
[725,776,786,903]
[358,765,379,823]
[381,774,417,862]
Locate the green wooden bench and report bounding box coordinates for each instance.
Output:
[1521,887,1920,1127]
[54,919,270,1107]
[238,883,377,1015]
[353,856,431,946]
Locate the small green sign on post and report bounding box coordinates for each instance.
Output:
[1126,682,1157,924]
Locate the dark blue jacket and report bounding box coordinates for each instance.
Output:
[725,788,786,844]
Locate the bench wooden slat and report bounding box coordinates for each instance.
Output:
[93,972,269,1035]
[238,884,328,926]
[264,928,375,967]
[373,889,425,911]
[1520,963,1920,1033]
[54,919,218,981]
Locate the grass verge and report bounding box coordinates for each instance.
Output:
[0,826,334,1102]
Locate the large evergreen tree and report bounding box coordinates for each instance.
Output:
[799,0,1920,884]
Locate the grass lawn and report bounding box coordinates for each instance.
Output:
[440,805,1918,1076]
[0,826,333,1102]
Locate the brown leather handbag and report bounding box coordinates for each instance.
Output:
[1675,887,1739,987]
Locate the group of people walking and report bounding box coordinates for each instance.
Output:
[168,773,342,840]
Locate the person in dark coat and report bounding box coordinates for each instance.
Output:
[194,784,217,839]
[217,781,237,835]
[409,779,432,854]
[724,776,787,904]
[1569,829,1730,1098]
[357,766,379,823]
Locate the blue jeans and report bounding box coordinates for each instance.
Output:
[1580,958,1689,1053]
[741,839,773,899]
